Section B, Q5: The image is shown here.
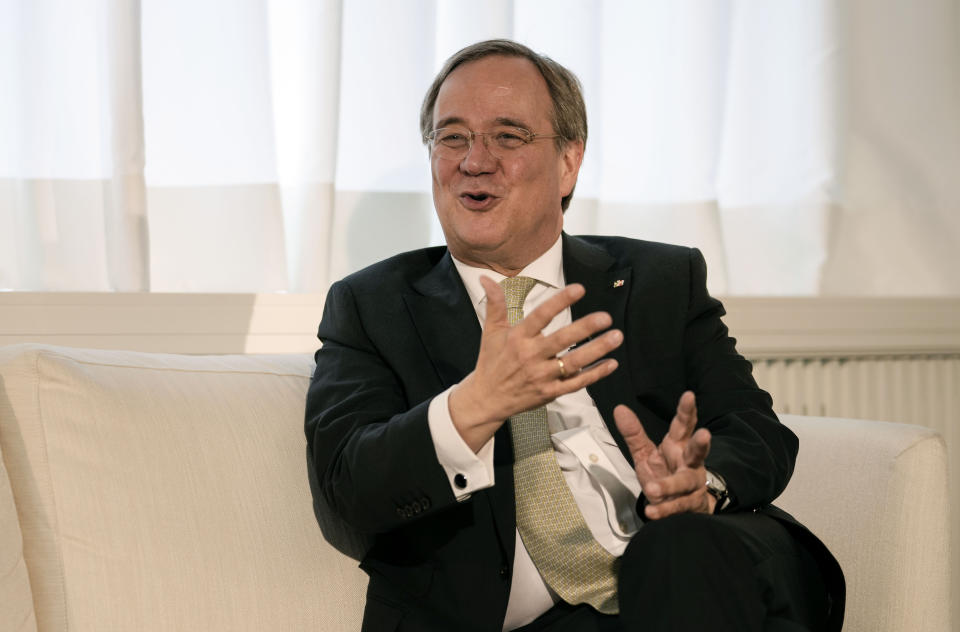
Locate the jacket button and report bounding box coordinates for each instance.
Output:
[454,473,467,489]
[499,565,509,579]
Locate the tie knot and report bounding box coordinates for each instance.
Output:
[499,276,538,311]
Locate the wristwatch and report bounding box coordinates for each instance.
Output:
[705,469,730,513]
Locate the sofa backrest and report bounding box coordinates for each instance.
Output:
[0,344,367,631]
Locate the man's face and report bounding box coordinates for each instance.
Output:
[430,55,583,273]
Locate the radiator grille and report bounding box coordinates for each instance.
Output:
[750,355,960,435]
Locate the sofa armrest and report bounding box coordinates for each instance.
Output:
[776,415,950,632]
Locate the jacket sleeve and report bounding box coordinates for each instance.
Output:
[304,280,458,534]
[682,248,798,510]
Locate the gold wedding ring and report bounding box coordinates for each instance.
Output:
[557,358,567,379]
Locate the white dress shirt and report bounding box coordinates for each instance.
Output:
[426,236,642,630]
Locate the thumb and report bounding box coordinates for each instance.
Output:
[479,276,509,331]
[614,404,656,458]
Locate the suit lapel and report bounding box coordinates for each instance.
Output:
[561,234,638,463]
[402,252,516,557]
[563,235,672,464]
[403,252,480,388]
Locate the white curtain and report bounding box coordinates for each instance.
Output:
[1,0,958,294]
[0,0,148,291]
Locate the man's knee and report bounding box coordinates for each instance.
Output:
[618,513,766,631]
[624,512,745,568]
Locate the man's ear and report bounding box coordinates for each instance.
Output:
[558,140,585,198]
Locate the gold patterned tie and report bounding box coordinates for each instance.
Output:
[499,276,619,614]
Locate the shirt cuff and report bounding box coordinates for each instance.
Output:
[427,386,495,500]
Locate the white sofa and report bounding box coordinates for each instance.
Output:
[0,344,951,631]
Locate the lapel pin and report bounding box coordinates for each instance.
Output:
[612,279,625,288]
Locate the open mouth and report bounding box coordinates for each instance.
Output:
[458,190,500,210]
[458,190,499,210]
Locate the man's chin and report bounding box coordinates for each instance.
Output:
[446,234,513,266]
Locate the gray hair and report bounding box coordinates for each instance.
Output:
[420,39,587,211]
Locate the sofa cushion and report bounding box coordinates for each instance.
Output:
[0,438,37,632]
[0,344,367,631]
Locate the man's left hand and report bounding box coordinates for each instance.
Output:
[613,391,715,520]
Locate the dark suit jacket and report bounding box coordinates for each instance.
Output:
[305,234,844,632]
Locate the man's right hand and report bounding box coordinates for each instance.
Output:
[448,276,623,452]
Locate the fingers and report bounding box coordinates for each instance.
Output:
[549,357,619,398]
[613,405,657,460]
[643,468,705,504]
[642,467,711,519]
[667,391,698,443]
[481,278,617,355]
[683,428,711,469]
[482,278,622,382]
[553,328,622,379]
[529,298,621,379]
[518,284,621,367]
[548,313,619,360]
[643,485,711,520]
[516,283,586,335]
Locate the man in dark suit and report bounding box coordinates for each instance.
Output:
[305,39,844,631]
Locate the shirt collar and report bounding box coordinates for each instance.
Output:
[451,234,565,309]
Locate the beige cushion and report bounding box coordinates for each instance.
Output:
[777,415,951,632]
[0,344,367,631]
[0,437,37,632]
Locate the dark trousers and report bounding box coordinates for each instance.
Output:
[515,512,830,632]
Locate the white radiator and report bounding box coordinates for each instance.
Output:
[751,355,960,436]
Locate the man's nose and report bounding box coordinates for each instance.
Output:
[460,133,497,174]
